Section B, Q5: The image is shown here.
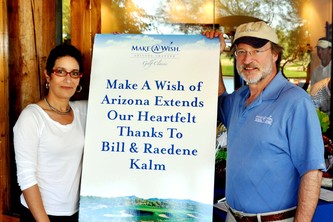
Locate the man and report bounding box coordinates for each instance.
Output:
[203,21,325,222]
[310,38,331,86]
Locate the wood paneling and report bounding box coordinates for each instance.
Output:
[8,0,56,113]
[39,1,57,98]
[0,0,10,217]
[71,0,101,100]
[0,215,19,222]
[8,0,41,113]
[2,0,56,220]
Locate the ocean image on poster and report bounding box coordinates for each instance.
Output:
[79,34,220,221]
[79,196,212,221]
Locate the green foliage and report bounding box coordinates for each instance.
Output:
[215,0,303,30]
[220,63,306,78]
[222,66,234,76]
[216,149,227,162]
[277,26,312,74]
[317,109,330,133]
[216,123,227,162]
[62,0,70,41]
[283,69,306,78]
[62,0,309,78]
[62,0,150,36]
[109,0,149,33]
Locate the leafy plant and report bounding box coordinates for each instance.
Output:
[216,124,227,163]
[316,109,330,133]
[216,149,227,163]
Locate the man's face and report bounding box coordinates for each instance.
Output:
[235,42,278,84]
[317,47,331,65]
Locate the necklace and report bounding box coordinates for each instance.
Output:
[44,97,71,115]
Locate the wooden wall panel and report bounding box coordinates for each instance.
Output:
[90,0,101,40]
[7,0,56,141]
[0,0,11,218]
[71,0,101,100]
[4,0,56,220]
[8,0,40,115]
[38,1,57,98]
[8,0,56,112]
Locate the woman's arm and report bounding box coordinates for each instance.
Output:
[22,185,51,222]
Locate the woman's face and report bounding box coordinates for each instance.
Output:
[45,56,81,99]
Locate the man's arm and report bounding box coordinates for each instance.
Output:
[202,30,226,96]
[294,169,322,222]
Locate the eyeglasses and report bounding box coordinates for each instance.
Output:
[234,48,272,58]
[52,68,82,78]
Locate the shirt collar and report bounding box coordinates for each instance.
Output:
[237,71,290,105]
[320,60,332,68]
[261,71,289,101]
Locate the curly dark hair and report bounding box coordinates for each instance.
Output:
[45,44,83,75]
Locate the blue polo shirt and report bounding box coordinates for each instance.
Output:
[219,72,326,213]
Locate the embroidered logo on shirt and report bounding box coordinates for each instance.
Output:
[254,115,273,125]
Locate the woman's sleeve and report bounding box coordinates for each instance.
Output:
[13,107,43,191]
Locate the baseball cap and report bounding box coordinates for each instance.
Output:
[233,21,279,47]
[316,39,332,48]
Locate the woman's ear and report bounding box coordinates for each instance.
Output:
[44,70,50,83]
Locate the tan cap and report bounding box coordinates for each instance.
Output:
[316,40,332,48]
[233,21,279,44]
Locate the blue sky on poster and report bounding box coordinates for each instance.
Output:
[94,34,219,49]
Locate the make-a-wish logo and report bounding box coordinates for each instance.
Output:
[254,115,273,125]
[131,41,180,54]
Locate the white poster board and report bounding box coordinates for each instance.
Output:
[79,34,220,221]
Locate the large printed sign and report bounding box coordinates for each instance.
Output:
[79,34,220,221]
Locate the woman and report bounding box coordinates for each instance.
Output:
[14,44,87,222]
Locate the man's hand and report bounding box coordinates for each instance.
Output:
[202,30,226,54]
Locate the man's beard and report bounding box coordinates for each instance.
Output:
[237,59,274,84]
